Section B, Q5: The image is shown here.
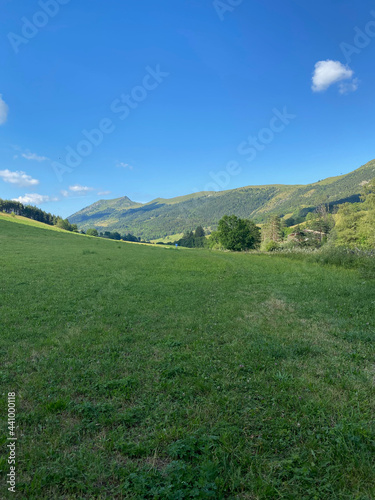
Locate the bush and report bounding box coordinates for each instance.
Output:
[207,231,221,250]
[217,215,260,251]
[262,240,279,252]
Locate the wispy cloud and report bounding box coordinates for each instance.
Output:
[69,184,94,194]
[61,185,98,197]
[12,193,58,205]
[0,169,39,187]
[116,162,133,170]
[0,94,9,125]
[339,77,360,94]
[312,60,358,93]
[61,186,110,198]
[21,151,49,162]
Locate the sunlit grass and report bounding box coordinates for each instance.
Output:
[0,217,374,499]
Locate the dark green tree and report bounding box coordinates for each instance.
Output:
[217,215,260,251]
[194,226,205,238]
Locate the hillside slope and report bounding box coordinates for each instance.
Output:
[69,160,375,240]
[0,212,77,233]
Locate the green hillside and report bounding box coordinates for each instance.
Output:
[1,217,374,498]
[69,160,375,240]
[0,211,75,233]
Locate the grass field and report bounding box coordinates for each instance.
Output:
[0,216,374,499]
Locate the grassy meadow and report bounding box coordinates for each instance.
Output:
[0,216,374,499]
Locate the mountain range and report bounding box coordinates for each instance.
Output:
[69,160,375,241]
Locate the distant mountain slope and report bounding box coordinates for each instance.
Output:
[69,160,375,240]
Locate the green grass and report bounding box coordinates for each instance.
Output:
[151,233,185,244]
[275,246,375,280]
[1,217,374,499]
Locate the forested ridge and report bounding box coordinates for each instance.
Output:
[69,160,375,240]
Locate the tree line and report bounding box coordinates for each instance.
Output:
[86,229,142,242]
[167,219,261,251]
[0,198,78,232]
[0,199,143,242]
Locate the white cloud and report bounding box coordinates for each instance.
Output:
[0,169,39,187]
[116,162,133,170]
[12,193,58,205]
[97,190,111,196]
[21,151,49,162]
[312,60,356,93]
[61,185,96,197]
[0,95,9,125]
[69,184,94,194]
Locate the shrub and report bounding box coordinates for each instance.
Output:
[262,240,279,252]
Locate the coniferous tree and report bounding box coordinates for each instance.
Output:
[195,226,205,238]
[261,215,283,243]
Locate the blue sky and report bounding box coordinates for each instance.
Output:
[1,0,375,218]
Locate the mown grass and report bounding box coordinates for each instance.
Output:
[0,217,374,499]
